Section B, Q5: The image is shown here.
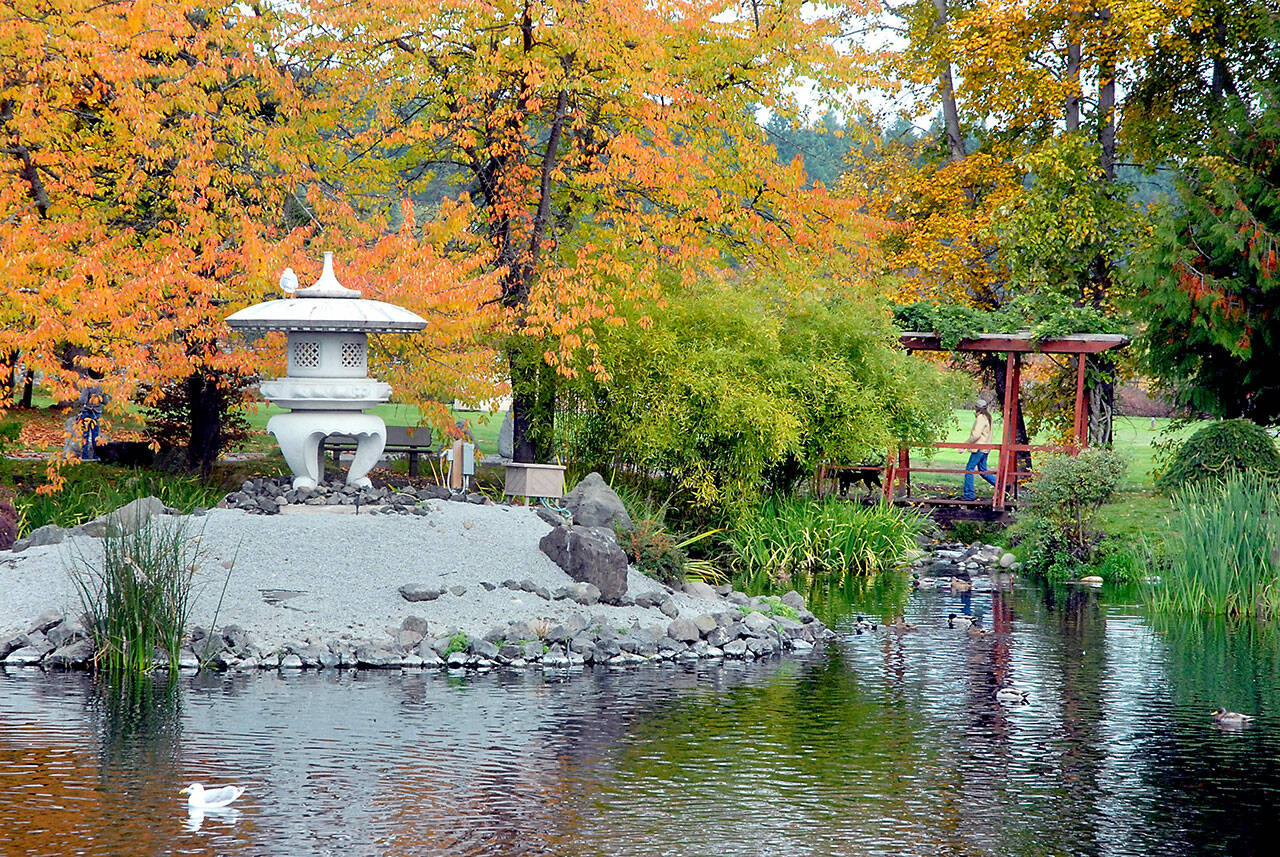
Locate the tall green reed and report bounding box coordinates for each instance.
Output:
[71,517,201,675]
[726,497,925,592]
[1148,474,1280,618]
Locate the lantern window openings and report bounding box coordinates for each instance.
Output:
[293,340,320,369]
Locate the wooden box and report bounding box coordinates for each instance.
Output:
[504,463,567,499]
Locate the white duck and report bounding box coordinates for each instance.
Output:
[181,782,245,809]
[995,685,1030,705]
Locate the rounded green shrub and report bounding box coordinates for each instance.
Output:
[1156,419,1280,493]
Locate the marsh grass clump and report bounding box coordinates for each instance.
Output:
[727,497,925,590]
[1148,474,1280,618]
[71,518,200,675]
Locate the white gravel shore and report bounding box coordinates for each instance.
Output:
[0,502,729,650]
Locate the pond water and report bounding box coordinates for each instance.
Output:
[3,582,1280,857]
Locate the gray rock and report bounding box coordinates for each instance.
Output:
[12,524,68,553]
[543,624,571,644]
[564,581,602,606]
[280,654,304,669]
[538,525,629,604]
[356,647,393,668]
[81,496,172,537]
[727,591,750,606]
[498,643,523,662]
[999,552,1017,568]
[561,472,634,531]
[743,611,775,635]
[449,585,467,596]
[780,590,806,611]
[797,609,817,624]
[659,599,679,619]
[692,614,718,636]
[5,646,47,665]
[723,639,749,658]
[667,618,700,643]
[396,630,424,650]
[535,506,566,528]
[398,584,445,602]
[468,638,499,659]
[683,580,717,600]
[445,651,468,668]
[706,627,731,647]
[30,611,63,633]
[634,591,666,609]
[44,639,94,669]
[45,619,86,648]
[523,640,545,660]
[498,410,514,459]
[401,616,429,636]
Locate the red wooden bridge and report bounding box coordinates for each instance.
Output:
[821,331,1128,517]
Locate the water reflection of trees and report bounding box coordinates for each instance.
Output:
[1142,614,1280,854]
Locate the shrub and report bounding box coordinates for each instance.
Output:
[70,518,199,674]
[556,281,956,527]
[618,519,687,586]
[1148,474,1280,618]
[1156,419,1280,493]
[1011,447,1126,580]
[726,497,925,590]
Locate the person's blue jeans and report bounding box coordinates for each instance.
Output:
[963,451,997,500]
[80,414,100,461]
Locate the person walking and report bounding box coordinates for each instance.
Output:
[963,399,998,501]
[77,377,109,461]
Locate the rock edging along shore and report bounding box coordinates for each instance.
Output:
[1,585,828,672]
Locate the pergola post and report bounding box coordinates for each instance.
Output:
[1073,354,1088,448]
[994,352,1021,510]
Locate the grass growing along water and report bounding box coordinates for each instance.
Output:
[727,497,926,592]
[1147,475,1280,619]
[71,518,200,675]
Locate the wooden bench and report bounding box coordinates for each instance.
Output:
[321,425,438,477]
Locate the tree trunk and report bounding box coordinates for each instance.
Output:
[186,371,223,478]
[20,370,33,408]
[1065,41,1081,132]
[1087,356,1115,446]
[932,0,968,164]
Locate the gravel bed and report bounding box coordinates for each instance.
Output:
[1,501,827,672]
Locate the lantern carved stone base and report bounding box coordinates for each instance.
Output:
[268,411,387,490]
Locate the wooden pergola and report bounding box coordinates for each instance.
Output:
[852,331,1127,513]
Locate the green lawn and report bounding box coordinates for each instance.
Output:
[915,411,1197,492]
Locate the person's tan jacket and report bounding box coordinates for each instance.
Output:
[966,412,992,449]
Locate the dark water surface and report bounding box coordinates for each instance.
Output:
[3,583,1280,857]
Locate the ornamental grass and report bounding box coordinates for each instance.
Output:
[1148,474,1280,619]
[71,519,200,675]
[726,497,925,590]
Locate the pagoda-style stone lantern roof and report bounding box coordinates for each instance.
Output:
[227,253,426,490]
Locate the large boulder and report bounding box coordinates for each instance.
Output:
[538,525,628,604]
[497,410,514,459]
[77,496,176,538]
[562,472,633,532]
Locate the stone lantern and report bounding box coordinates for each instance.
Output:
[226,253,426,489]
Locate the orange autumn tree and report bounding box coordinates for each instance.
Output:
[295,0,877,462]
[1,1,313,477]
[2,1,501,480]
